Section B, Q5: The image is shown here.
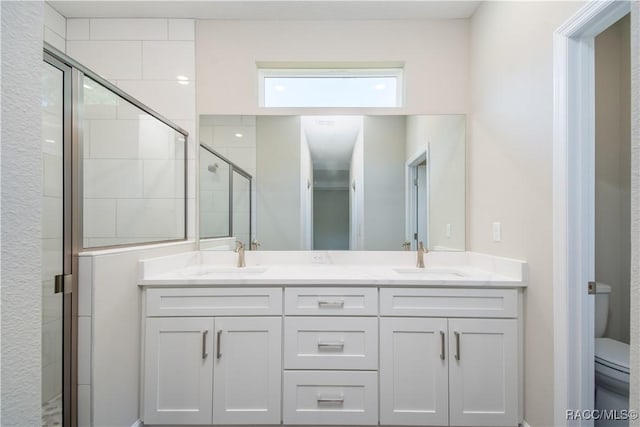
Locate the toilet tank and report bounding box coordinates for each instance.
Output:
[595,283,611,338]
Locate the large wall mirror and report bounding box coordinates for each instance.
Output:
[199,115,465,251]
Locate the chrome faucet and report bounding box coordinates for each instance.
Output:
[235,241,246,268]
[417,241,428,268]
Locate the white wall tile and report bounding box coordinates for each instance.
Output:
[42,279,62,325]
[67,41,142,80]
[78,316,91,386]
[138,117,173,159]
[212,115,242,126]
[77,384,91,427]
[213,125,256,148]
[44,3,66,38]
[143,159,185,198]
[42,196,63,239]
[142,41,195,80]
[227,146,257,171]
[43,153,63,198]
[66,19,90,41]
[89,19,167,41]
[78,257,93,317]
[42,238,62,281]
[199,125,214,146]
[84,199,117,237]
[116,199,185,238]
[187,197,196,239]
[44,28,65,52]
[83,159,143,198]
[89,119,140,159]
[116,80,195,120]
[241,115,257,126]
[169,19,194,40]
[187,159,196,198]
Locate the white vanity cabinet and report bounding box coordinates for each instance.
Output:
[379,288,520,427]
[282,287,379,425]
[142,288,283,425]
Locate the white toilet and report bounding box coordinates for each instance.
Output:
[594,283,630,425]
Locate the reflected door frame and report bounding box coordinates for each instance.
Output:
[405,150,428,251]
[43,49,77,427]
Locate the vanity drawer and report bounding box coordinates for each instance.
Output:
[283,370,378,425]
[284,287,377,316]
[380,288,517,318]
[145,287,282,317]
[284,317,378,370]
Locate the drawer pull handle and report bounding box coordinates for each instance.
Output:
[317,341,345,350]
[317,395,344,405]
[440,331,445,360]
[217,329,223,359]
[202,330,209,359]
[318,300,344,308]
[454,331,460,361]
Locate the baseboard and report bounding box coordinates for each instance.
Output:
[130,420,143,427]
[521,420,531,427]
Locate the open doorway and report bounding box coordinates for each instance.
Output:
[301,116,363,250]
[407,152,428,251]
[553,2,633,424]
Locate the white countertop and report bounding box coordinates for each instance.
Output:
[138,251,528,288]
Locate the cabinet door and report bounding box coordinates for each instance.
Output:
[143,317,214,425]
[379,317,449,426]
[448,318,518,427]
[213,317,282,424]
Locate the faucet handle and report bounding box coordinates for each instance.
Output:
[235,241,244,252]
[401,241,411,251]
[251,239,261,251]
[418,241,429,253]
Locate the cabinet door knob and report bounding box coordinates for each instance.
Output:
[217,329,223,359]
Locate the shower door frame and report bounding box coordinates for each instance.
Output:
[43,50,77,427]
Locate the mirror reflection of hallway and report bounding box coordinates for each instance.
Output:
[300,116,363,250]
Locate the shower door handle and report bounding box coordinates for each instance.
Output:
[54,274,72,294]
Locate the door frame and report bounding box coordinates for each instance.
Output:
[552,1,631,425]
[43,50,76,427]
[405,149,428,250]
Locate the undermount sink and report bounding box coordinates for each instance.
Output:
[393,267,466,277]
[186,266,268,276]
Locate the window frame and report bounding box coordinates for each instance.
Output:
[258,67,404,108]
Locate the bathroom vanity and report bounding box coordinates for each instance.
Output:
[138,251,527,427]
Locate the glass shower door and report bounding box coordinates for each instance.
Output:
[42,56,72,427]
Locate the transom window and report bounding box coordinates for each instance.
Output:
[259,68,404,108]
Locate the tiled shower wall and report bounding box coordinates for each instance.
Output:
[66,18,197,246]
[64,18,197,427]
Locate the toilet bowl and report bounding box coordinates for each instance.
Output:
[594,283,630,426]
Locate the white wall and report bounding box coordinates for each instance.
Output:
[44,2,65,52]
[363,116,406,250]
[314,190,350,250]
[595,14,631,344]
[468,2,584,425]
[1,1,44,425]
[196,19,468,115]
[66,18,197,242]
[256,116,302,249]
[77,242,196,427]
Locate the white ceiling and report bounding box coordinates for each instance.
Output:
[49,1,481,20]
[302,116,362,171]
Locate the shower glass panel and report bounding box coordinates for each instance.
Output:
[232,170,252,248]
[42,59,65,427]
[82,76,186,248]
[199,147,230,238]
